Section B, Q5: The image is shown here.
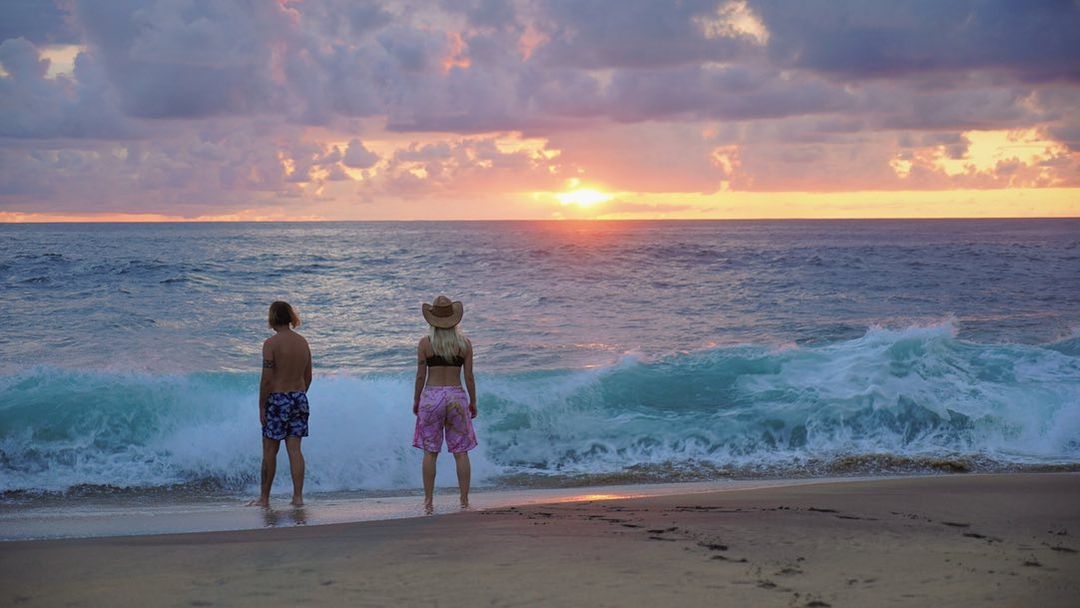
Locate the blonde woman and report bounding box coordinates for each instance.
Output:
[412,295,477,511]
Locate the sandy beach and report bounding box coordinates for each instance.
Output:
[2,473,1077,607]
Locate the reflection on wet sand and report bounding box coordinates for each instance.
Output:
[261,506,308,528]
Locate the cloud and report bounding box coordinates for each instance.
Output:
[0,0,1077,218]
[530,0,763,69]
[73,0,293,119]
[356,134,567,199]
[0,0,79,45]
[754,0,1080,83]
[0,38,134,138]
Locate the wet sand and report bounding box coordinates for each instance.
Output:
[1,473,1077,607]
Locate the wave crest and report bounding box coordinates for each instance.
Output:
[2,324,1078,495]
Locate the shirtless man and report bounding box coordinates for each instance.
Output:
[248,301,312,507]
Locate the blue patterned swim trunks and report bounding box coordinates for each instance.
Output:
[263,391,309,440]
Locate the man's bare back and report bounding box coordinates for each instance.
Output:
[263,329,312,393]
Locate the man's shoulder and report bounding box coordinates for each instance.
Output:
[289,331,311,351]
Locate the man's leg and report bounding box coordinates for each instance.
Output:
[422,451,438,512]
[454,452,471,508]
[248,437,280,506]
[284,436,305,506]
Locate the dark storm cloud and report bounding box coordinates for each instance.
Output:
[601,65,854,122]
[754,0,1080,83]
[531,0,758,69]
[73,0,292,119]
[0,0,79,45]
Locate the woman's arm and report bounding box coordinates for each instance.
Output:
[463,339,477,419]
[413,338,427,415]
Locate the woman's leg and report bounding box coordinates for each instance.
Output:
[422,451,438,511]
[454,452,471,507]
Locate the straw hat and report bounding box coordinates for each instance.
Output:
[422,295,463,328]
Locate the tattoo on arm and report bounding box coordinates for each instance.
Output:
[263,359,275,369]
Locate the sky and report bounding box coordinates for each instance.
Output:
[0,0,1078,221]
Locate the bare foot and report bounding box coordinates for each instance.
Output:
[460,500,470,510]
[246,498,270,507]
[424,501,434,515]
[290,497,304,507]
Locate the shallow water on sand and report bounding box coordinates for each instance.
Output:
[0,478,876,541]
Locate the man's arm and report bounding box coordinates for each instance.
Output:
[303,342,313,392]
[413,339,427,415]
[463,340,477,419]
[259,340,274,427]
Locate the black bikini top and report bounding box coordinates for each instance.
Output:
[426,353,465,367]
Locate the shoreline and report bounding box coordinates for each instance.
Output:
[1,473,1077,606]
[1,476,892,542]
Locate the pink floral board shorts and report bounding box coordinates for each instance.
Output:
[413,386,477,454]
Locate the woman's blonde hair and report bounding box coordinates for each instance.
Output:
[429,325,467,361]
[268,301,301,328]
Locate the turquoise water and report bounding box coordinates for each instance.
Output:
[1,219,1078,498]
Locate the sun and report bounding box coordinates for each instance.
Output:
[556,188,613,208]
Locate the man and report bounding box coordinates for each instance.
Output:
[248,300,312,507]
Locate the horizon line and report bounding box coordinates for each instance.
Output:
[3,215,1079,225]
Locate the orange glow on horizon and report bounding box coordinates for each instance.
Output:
[2,188,1077,222]
[0,210,328,223]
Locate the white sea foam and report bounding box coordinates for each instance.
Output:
[2,324,1077,495]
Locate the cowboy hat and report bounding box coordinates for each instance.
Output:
[422,295,463,328]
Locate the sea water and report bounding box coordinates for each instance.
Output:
[1,219,1078,505]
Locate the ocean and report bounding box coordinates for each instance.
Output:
[2,219,1079,506]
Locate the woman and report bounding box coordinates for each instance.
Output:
[412,295,478,512]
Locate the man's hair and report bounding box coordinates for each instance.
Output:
[268,301,301,328]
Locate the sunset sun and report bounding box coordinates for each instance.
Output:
[556,188,613,208]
